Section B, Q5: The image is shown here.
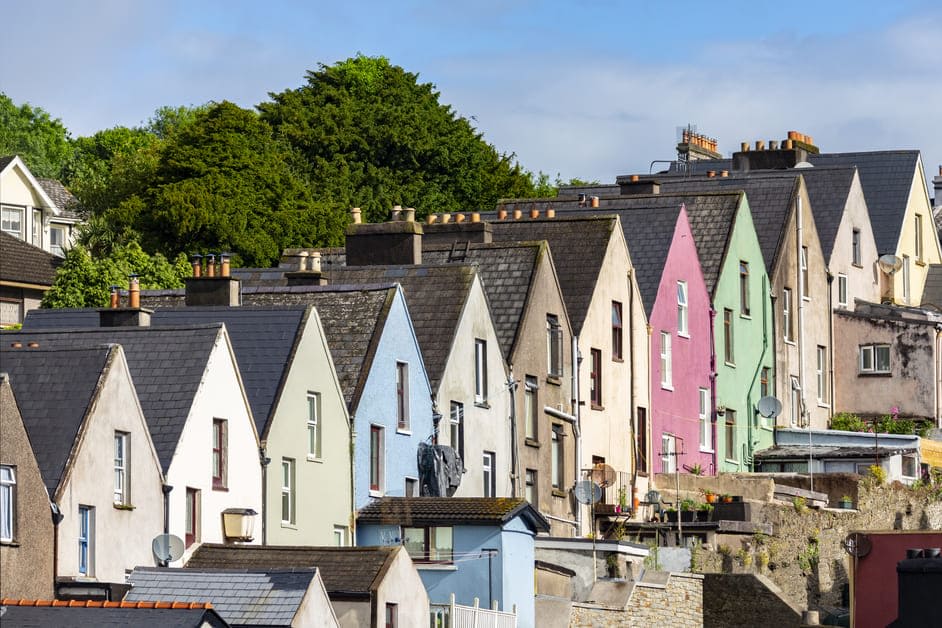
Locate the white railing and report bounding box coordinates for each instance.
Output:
[430,593,517,628]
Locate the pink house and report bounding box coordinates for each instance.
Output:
[618,202,713,476]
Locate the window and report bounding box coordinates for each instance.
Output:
[724,309,734,364]
[370,425,385,492]
[1,206,23,238]
[281,458,295,524]
[474,339,487,404]
[789,379,800,427]
[782,288,794,341]
[852,228,861,266]
[636,408,648,473]
[405,477,418,497]
[333,526,347,546]
[1,466,15,542]
[546,315,563,377]
[699,388,712,451]
[660,434,676,473]
[78,505,94,575]
[725,411,737,461]
[212,419,227,489]
[396,362,410,431]
[859,344,891,374]
[185,488,199,548]
[525,469,537,506]
[307,392,322,459]
[524,377,538,440]
[551,425,564,489]
[590,348,602,407]
[677,281,688,335]
[816,346,827,404]
[385,603,398,628]
[449,402,464,460]
[902,255,911,302]
[837,274,847,307]
[659,331,672,388]
[915,214,924,262]
[32,209,42,246]
[114,432,129,505]
[760,367,771,398]
[50,226,66,257]
[901,454,918,479]
[482,451,495,497]
[612,301,623,359]
[801,246,809,298]
[402,526,453,562]
[740,261,750,316]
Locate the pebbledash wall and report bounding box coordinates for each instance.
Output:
[569,572,703,628]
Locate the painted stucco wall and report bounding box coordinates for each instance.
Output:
[374,547,430,628]
[828,173,881,310]
[771,181,832,430]
[353,289,434,508]
[264,310,353,546]
[55,348,164,582]
[649,207,712,475]
[498,517,538,628]
[0,160,77,253]
[292,571,340,627]
[577,222,635,522]
[330,600,370,628]
[0,378,54,599]
[510,247,577,537]
[168,330,262,565]
[891,161,942,305]
[440,275,512,499]
[833,312,940,422]
[712,198,775,472]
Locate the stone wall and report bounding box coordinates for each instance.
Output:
[569,572,703,627]
[702,574,801,628]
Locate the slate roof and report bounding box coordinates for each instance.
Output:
[36,177,82,217]
[127,568,316,626]
[358,497,551,532]
[0,155,15,171]
[186,545,401,599]
[486,216,617,334]
[921,264,942,309]
[6,324,223,473]
[809,150,921,254]
[0,345,113,495]
[0,601,227,628]
[0,230,63,286]
[325,265,476,394]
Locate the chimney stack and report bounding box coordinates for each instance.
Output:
[98,274,153,327]
[932,166,942,209]
[733,130,814,171]
[345,209,424,266]
[285,251,328,286]
[617,175,661,196]
[184,251,242,307]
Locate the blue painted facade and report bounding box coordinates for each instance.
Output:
[353,288,434,509]
[357,516,539,627]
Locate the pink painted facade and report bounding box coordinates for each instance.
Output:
[649,207,714,475]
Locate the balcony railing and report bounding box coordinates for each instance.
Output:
[430,594,516,628]
[580,468,631,515]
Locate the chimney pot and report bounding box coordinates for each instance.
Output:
[470,212,481,223]
[769,140,779,150]
[351,207,362,224]
[110,285,120,309]
[497,208,508,220]
[129,275,141,309]
[720,170,729,177]
[220,253,231,278]
[546,207,556,218]
[938,165,941,176]
[391,205,402,221]
[190,254,203,278]
[403,207,415,222]
[741,142,749,152]
[27,342,39,349]
[707,170,716,178]
[755,140,765,151]
[296,250,309,271]
[10,342,22,349]
[530,208,540,219]
[806,135,814,146]
[441,213,451,224]
[206,254,216,278]
[427,214,438,224]
[456,213,466,223]
[783,139,794,150]
[309,251,322,273]
[630,175,640,183]
[513,208,522,220]
[788,131,799,140]
[590,196,599,208]
[578,193,587,207]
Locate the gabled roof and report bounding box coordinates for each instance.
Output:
[0,155,57,211]
[486,216,618,334]
[186,545,402,599]
[809,150,921,254]
[0,345,114,495]
[357,497,551,532]
[6,324,224,473]
[127,567,317,626]
[36,177,81,218]
[0,600,227,628]
[0,230,63,286]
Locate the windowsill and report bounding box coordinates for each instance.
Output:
[837,303,848,309]
[281,522,298,530]
[369,489,384,497]
[783,339,796,346]
[591,403,604,411]
[761,425,774,432]
[802,296,811,302]
[637,471,649,478]
[546,375,562,386]
[612,356,624,363]
[474,401,490,410]
[661,384,674,392]
[725,361,736,368]
[677,332,690,339]
[212,485,228,492]
[740,313,751,320]
[307,455,324,463]
[725,459,739,465]
[417,563,458,571]
[113,503,136,511]
[552,489,567,498]
[396,428,412,436]
[525,438,541,448]
[0,540,20,547]
[915,259,926,267]
[699,447,715,454]
[817,402,830,409]
[852,263,863,269]
[858,372,892,377]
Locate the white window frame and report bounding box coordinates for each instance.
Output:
[723,308,735,365]
[524,376,537,440]
[816,346,827,404]
[546,315,563,377]
[837,274,847,307]
[525,469,537,506]
[449,401,464,460]
[114,432,129,505]
[699,388,712,452]
[901,454,918,479]
[474,338,487,404]
[902,255,911,303]
[1,206,23,238]
[49,225,67,257]
[551,426,564,489]
[659,331,672,389]
[405,477,418,497]
[482,451,495,497]
[676,281,689,336]
[739,261,750,316]
[789,378,800,427]
[1,466,15,542]
[396,362,410,432]
[31,208,42,246]
[859,344,891,374]
[307,392,322,460]
[370,424,385,495]
[78,505,94,576]
[915,214,924,262]
[783,288,793,342]
[281,458,296,525]
[333,525,347,546]
[801,246,810,299]
[660,434,676,474]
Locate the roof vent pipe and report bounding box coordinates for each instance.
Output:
[350,207,362,224]
[129,275,141,309]
[190,254,202,278]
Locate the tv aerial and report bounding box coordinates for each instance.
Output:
[573,480,602,505]
[841,532,872,558]
[152,533,184,567]
[757,396,783,419]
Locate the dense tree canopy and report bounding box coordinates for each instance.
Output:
[0,93,73,178]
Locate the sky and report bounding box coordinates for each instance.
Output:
[2,0,940,190]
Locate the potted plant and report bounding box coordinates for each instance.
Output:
[702,489,717,504]
[839,495,853,509]
[721,494,733,503]
[664,507,678,523]
[680,498,697,522]
[696,502,713,522]
[618,487,628,513]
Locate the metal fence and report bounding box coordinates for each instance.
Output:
[430,594,516,628]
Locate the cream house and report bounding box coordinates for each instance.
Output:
[0,343,164,585]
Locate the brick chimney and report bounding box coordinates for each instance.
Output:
[99,277,152,327]
[346,209,424,266]
[732,131,818,172]
[617,174,661,196]
[185,253,242,306]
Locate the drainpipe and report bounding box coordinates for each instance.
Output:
[826,272,835,422]
[744,274,770,471]
[627,270,639,516]
[159,484,173,566]
[571,335,582,536]
[258,449,269,545]
[796,196,812,492]
[50,502,63,594]
[507,369,519,498]
[708,306,718,474]
[350,416,357,545]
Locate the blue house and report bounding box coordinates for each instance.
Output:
[357,497,550,628]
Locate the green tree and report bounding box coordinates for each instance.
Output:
[259,55,537,223]
[0,93,73,178]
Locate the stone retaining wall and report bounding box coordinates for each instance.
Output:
[570,572,703,627]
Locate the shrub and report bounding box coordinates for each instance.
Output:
[830,412,866,432]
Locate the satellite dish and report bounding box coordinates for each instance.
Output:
[842,532,872,558]
[757,396,783,419]
[152,533,185,565]
[590,463,616,488]
[574,480,602,505]
[878,254,902,275]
